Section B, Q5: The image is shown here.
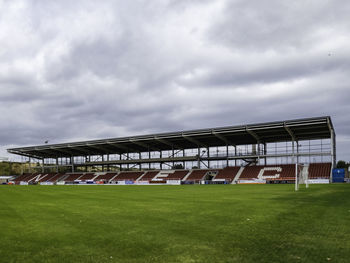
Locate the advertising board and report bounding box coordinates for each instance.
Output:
[166,180,181,185]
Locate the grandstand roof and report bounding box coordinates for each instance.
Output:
[7,116,334,159]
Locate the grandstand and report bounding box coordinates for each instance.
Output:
[7,116,336,184]
[9,162,332,185]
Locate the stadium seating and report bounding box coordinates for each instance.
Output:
[112,171,144,181]
[166,170,189,180]
[11,163,333,185]
[78,173,97,181]
[47,173,65,182]
[14,173,40,183]
[308,163,331,179]
[61,173,83,182]
[138,171,159,181]
[37,173,56,182]
[13,173,32,182]
[214,167,240,181]
[239,165,295,181]
[37,173,50,182]
[185,170,209,182]
[239,166,263,179]
[94,173,118,182]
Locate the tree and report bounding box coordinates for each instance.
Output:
[336,160,349,169]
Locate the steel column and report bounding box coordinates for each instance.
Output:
[183,149,185,169]
[226,145,229,167]
[119,154,122,171]
[292,140,298,191]
[160,151,163,170]
[127,152,129,170]
[103,155,105,171]
[172,147,175,168]
[139,152,141,170]
[296,141,299,164]
[148,151,151,169]
[197,147,200,168]
[207,148,210,168]
[235,146,237,166]
[107,154,110,171]
[71,156,75,173]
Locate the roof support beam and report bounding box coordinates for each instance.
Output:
[34,149,57,158]
[121,153,134,161]
[154,137,182,150]
[86,144,118,154]
[8,150,42,159]
[246,128,260,142]
[49,147,76,156]
[69,146,94,155]
[106,142,138,153]
[284,123,296,141]
[129,139,159,151]
[212,131,235,146]
[182,135,207,148]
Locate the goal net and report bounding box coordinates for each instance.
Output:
[295,163,308,191]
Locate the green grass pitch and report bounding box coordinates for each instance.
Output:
[0,184,349,263]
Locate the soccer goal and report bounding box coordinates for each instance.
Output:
[295,163,309,191]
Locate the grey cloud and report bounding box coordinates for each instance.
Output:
[176,49,350,88]
[0,0,350,161]
[210,0,350,51]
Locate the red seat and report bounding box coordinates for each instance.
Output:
[94,173,118,181]
[214,167,240,181]
[166,170,189,180]
[112,172,144,181]
[138,171,159,181]
[185,170,211,182]
[240,165,295,180]
[78,173,96,181]
[62,174,83,182]
[308,163,331,179]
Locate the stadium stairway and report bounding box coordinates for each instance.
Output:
[213,167,240,182]
[38,173,53,182]
[182,170,192,181]
[51,173,67,182]
[35,174,47,182]
[184,170,209,182]
[21,173,41,183]
[164,170,190,180]
[232,166,245,184]
[137,171,160,182]
[92,173,101,181]
[78,173,96,181]
[112,171,145,182]
[93,172,119,182]
[27,174,41,183]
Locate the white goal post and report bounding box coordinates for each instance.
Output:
[295,163,299,191]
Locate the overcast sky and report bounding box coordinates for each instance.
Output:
[0,0,349,161]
